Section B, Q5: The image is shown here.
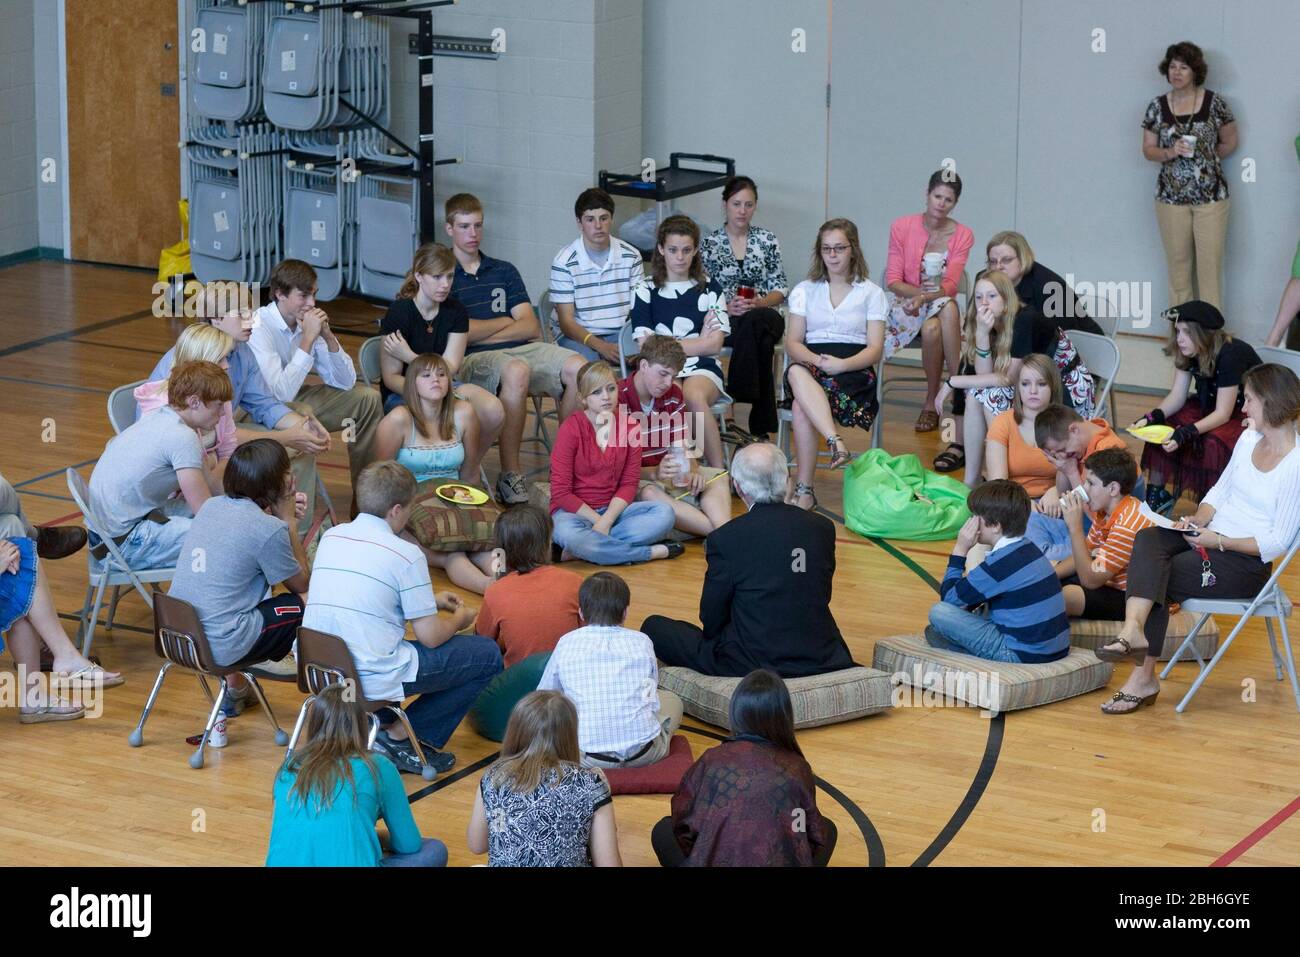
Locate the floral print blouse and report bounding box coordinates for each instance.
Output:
[1141,90,1236,205]
[699,225,788,301]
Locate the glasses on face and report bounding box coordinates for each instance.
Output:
[988,256,1018,268]
[821,244,850,255]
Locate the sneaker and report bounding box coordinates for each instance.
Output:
[496,471,530,505]
[245,655,297,681]
[372,729,455,775]
[220,685,252,719]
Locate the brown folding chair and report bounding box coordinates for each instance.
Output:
[285,627,438,780]
[127,593,291,769]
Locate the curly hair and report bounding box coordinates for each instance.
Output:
[1158,41,1208,86]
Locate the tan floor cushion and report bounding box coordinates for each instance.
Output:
[871,632,1113,714]
[1069,610,1219,662]
[658,665,893,730]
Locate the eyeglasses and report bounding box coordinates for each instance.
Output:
[987,256,1019,268]
[820,244,850,255]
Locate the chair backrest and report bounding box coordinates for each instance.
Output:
[1065,330,1121,418]
[537,291,554,344]
[108,380,147,433]
[295,627,389,710]
[64,467,134,574]
[1255,345,1300,381]
[153,592,221,675]
[955,268,970,313]
[1073,291,1119,337]
[617,321,638,378]
[358,335,383,387]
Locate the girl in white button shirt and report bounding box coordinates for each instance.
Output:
[782,218,888,510]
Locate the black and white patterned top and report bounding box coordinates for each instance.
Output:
[1141,90,1236,205]
[699,225,788,301]
[480,765,611,867]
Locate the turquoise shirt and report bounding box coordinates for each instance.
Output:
[265,754,423,867]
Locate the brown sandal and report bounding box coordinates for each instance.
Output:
[915,408,940,433]
[1101,690,1159,715]
[1096,636,1149,663]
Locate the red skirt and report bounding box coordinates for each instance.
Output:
[1140,404,1246,499]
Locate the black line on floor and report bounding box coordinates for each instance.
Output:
[69,337,172,357]
[680,723,884,867]
[910,712,1005,867]
[57,612,152,636]
[17,488,75,502]
[0,307,157,359]
[13,458,98,489]
[407,752,499,803]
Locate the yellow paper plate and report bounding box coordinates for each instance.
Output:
[1126,424,1175,444]
[435,483,490,506]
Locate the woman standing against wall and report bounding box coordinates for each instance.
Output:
[1141,41,1238,311]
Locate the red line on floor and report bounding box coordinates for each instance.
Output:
[38,511,83,527]
[1211,794,1300,866]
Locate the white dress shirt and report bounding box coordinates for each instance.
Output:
[788,278,888,345]
[249,302,357,402]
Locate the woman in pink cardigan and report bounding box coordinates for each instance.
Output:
[883,171,974,462]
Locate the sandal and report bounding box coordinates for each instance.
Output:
[19,698,86,724]
[54,665,124,689]
[915,408,940,433]
[792,482,818,511]
[933,444,965,473]
[826,435,853,470]
[1101,690,1160,715]
[1095,636,1149,663]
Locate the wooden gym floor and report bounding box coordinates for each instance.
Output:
[1,260,1297,868]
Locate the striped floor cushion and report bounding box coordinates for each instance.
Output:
[658,665,892,730]
[871,633,1113,713]
[1069,611,1219,662]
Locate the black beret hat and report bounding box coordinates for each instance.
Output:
[1162,299,1224,330]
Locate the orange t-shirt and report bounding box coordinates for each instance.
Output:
[1085,495,1156,591]
[987,411,1056,497]
[1083,419,1127,458]
[475,565,583,667]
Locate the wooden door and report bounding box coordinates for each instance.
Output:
[66,0,181,267]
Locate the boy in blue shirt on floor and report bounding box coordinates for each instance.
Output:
[929,479,1070,663]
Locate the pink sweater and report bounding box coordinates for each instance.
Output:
[134,380,238,460]
[548,412,643,515]
[883,213,975,299]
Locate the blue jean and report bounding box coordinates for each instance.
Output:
[551,501,676,565]
[380,837,448,868]
[399,634,503,748]
[556,331,620,363]
[90,514,192,571]
[926,602,1022,663]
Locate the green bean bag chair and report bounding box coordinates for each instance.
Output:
[843,449,971,542]
[467,652,552,742]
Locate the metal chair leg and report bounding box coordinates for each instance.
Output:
[74,583,95,648]
[1264,618,1285,680]
[390,706,437,780]
[82,578,109,660]
[127,662,173,747]
[104,585,122,632]
[1175,614,1251,713]
[366,712,381,750]
[1160,614,1211,679]
[241,673,290,746]
[196,673,217,707]
[190,676,229,769]
[284,694,316,761]
[1275,615,1300,712]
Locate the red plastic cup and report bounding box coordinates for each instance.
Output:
[737,285,755,299]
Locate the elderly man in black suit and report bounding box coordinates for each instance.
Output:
[643,442,854,677]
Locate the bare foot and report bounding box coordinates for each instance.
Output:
[1101,675,1161,714]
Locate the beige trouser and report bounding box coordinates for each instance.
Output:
[294,383,383,484]
[1154,198,1230,310]
[582,690,684,769]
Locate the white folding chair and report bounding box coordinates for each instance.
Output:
[1065,329,1121,424]
[107,380,146,432]
[1073,290,1119,338]
[1256,345,1300,380]
[774,347,884,459]
[1161,527,1300,713]
[65,468,176,659]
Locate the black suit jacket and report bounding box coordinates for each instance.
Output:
[698,501,854,678]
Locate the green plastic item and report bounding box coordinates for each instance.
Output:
[842,448,971,541]
[467,652,552,743]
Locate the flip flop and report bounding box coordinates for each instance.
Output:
[54,666,124,689]
[19,699,86,723]
[1095,636,1149,663]
[915,408,940,432]
[1101,690,1160,715]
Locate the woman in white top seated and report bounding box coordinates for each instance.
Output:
[782,218,888,510]
[1096,363,1300,714]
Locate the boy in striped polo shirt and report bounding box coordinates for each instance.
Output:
[550,187,646,363]
[929,479,1070,663]
[1054,447,1156,621]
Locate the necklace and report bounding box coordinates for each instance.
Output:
[1168,86,1201,133]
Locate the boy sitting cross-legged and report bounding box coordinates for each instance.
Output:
[1054,448,1157,621]
[928,479,1070,663]
[537,571,683,768]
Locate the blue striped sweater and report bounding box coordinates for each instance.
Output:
[940,538,1070,663]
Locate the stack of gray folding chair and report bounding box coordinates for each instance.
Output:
[189,0,271,122]
[356,171,419,299]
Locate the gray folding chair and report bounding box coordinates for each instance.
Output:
[1064,329,1121,424]
[107,380,145,432]
[65,468,175,659]
[358,176,418,299]
[358,335,383,387]
[190,2,263,122]
[1256,345,1300,380]
[284,171,343,301]
[1161,527,1300,714]
[1073,290,1119,337]
[880,268,970,412]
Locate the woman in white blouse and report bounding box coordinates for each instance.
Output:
[1095,363,1300,714]
[783,218,888,510]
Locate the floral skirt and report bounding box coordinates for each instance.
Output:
[883,293,953,359]
[781,342,879,432]
[0,536,38,645]
[1141,404,1246,500]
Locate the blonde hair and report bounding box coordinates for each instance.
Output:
[402,353,458,443]
[486,690,583,795]
[808,218,869,284]
[577,360,617,399]
[961,270,1022,376]
[1164,321,1230,377]
[986,230,1036,273]
[398,242,456,300]
[174,322,235,367]
[1011,353,1063,425]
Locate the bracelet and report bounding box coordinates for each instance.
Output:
[975,347,991,358]
[582,333,593,346]
[1217,532,1225,552]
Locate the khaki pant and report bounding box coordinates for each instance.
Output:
[582,690,684,769]
[1154,198,1230,310]
[294,382,382,484]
